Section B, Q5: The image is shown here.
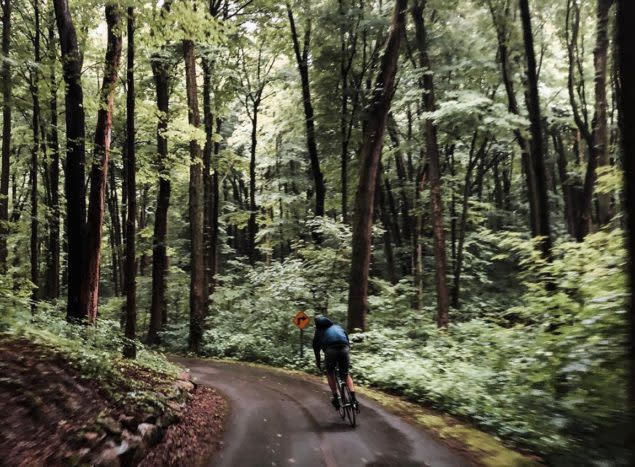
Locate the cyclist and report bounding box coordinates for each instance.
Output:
[312,315,358,410]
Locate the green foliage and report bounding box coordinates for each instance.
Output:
[168,227,628,466]
[1,309,180,413]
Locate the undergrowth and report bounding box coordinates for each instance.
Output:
[1,308,181,414]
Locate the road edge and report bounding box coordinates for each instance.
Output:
[172,355,542,467]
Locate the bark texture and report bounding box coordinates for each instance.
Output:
[519,0,553,260]
[30,0,42,309]
[183,39,206,353]
[412,0,450,327]
[80,4,123,322]
[148,53,171,343]
[53,0,87,321]
[46,15,60,299]
[347,0,406,332]
[0,0,10,273]
[286,4,326,220]
[123,7,136,358]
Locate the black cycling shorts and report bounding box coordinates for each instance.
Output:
[324,344,350,378]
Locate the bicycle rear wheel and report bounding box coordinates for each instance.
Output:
[337,379,346,420]
[341,383,356,427]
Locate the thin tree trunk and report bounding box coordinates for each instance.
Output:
[377,171,397,284]
[286,4,326,220]
[592,0,614,226]
[80,4,123,322]
[412,0,450,327]
[387,114,413,242]
[519,0,553,261]
[347,0,405,332]
[53,0,87,321]
[123,6,136,359]
[0,0,11,274]
[552,130,576,236]
[452,136,487,309]
[30,0,42,310]
[138,185,149,275]
[183,39,205,353]
[107,162,123,296]
[106,180,121,296]
[149,51,171,342]
[487,0,539,237]
[46,13,60,300]
[210,118,222,290]
[248,105,259,264]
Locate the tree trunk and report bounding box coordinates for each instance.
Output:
[107,162,123,296]
[412,0,450,327]
[123,7,136,359]
[487,0,539,237]
[0,0,11,274]
[286,4,326,220]
[347,0,405,333]
[53,0,87,321]
[106,178,121,297]
[592,0,614,226]
[210,118,222,291]
[552,130,577,237]
[30,0,42,310]
[519,0,553,261]
[46,14,60,300]
[616,1,635,458]
[377,171,398,284]
[387,114,413,242]
[137,185,149,275]
[80,4,123,322]
[248,104,259,264]
[148,51,171,343]
[183,39,206,354]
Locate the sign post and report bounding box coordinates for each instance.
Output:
[292,311,310,358]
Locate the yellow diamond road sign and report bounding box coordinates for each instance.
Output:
[292,311,310,330]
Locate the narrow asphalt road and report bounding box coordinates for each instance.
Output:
[176,358,472,467]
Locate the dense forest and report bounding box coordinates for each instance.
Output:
[0,0,633,465]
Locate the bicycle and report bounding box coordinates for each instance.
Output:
[333,368,359,428]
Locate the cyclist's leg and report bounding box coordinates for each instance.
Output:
[326,371,337,393]
[324,347,340,408]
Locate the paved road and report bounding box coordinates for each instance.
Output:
[176,359,471,467]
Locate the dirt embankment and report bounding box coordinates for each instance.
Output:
[0,338,226,467]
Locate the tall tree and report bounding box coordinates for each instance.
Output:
[79,3,123,322]
[183,39,205,353]
[590,0,614,227]
[565,0,614,240]
[519,0,552,260]
[286,2,326,220]
[237,41,275,264]
[123,6,136,358]
[148,33,172,344]
[0,0,11,274]
[53,0,87,321]
[30,0,42,310]
[616,0,635,459]
[45,11,60,300]
[347,0,406,332]
[411,0,450,327]
[486,0,540,238]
